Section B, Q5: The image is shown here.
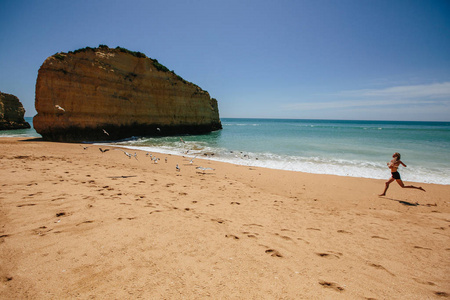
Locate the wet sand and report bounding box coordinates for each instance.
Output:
[1,137,449,299]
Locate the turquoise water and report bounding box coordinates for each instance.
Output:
[0,117,40,138]
[109,118,450,185]
[2,117,449,184]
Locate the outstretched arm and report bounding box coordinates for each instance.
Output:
[399,160,407,167]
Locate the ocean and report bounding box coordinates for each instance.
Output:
[3,117,449,185]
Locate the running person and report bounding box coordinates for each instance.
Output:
[379,152,425,196]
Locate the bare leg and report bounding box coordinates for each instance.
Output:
[379,178,395,196]
[396,179,425,192]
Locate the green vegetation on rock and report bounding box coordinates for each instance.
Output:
[55,45,201,88]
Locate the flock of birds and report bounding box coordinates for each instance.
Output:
[81,145,215,174]
[61,104,217,174]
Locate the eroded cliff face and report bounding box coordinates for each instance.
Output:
[34,46,221,141]
[0,92,31,130]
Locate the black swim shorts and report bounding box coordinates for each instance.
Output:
[391,171,401,180]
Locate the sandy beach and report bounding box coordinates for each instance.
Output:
[0,137,449,299]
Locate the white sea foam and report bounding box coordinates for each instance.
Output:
[111,143,450,185]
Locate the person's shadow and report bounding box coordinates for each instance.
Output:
[382,197,420,206]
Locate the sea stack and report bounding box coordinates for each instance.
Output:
[0,92,31,130]
[33,45,222,142]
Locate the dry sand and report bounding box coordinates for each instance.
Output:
[0,137,449,299]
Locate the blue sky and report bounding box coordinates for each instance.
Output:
[1,0,449,121]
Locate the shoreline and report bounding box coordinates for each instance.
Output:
[2,120,449,186]
[1,137,449,299]
[106,143,449,186]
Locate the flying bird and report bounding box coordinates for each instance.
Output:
[55,105,65,112]
[114,149,137,160]
[99,148,110,153]
[196,167,215,171]
[102,129,110,136]
[196,166,215,174]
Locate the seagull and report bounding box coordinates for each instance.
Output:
[102,129,110,136]
[114,149,136,160]
[152,157,159,164]
[196,166,215,174]
[55,105,65,112]
[157,128,161,132]
[190,156,197,164]
[196,167,215,171]
[80,145,92,150]
[176,164,180,172]
[99,148,110,153]
[165,157,168,163]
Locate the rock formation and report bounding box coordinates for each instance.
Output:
[0,92,31,130]
[34,45,222,142]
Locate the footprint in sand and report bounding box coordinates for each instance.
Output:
[316,251,342,259]
[265,249,283,257]
[368,263,395,276]
[242,231,259,238]
[306,228,321,231]
[33,226,53,236]
[211,218,226,224]
[414,246,432,250]
[1,276,13,282]
[319,280,344,292]
[371,235,389,240]
[296,237,310,244]
[225,234,240,240]
[76,220,94,226]
[16,203,36,207]
[413,278,436,286]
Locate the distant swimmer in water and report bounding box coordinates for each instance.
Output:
[379,152,425,196]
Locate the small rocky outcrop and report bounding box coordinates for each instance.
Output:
[0,92,31,130]
[34,45,222,142]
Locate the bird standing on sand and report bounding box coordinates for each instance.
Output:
[176,164,180,172]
